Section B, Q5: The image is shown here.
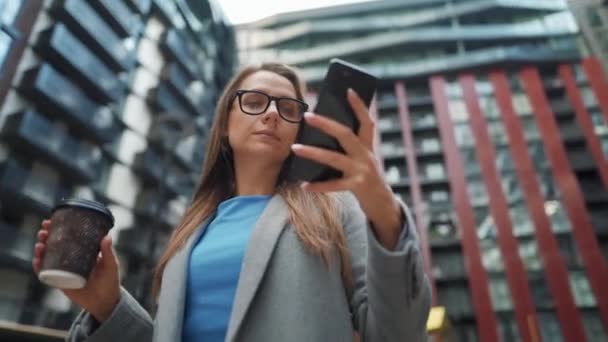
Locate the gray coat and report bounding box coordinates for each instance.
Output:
[67,192,431,341]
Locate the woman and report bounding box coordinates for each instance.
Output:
[32,63,430,341]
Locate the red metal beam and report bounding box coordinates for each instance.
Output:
[430,76,499,342]
[459,74,540,342]
[582,57,608,126]
[491,70,586,341]
[394,81,436,302]
[559,64,608,189]
[520,66,608,332]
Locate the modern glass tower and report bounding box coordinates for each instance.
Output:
[0,0,235,336]
[238,1,608,341]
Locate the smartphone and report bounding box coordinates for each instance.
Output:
[286,58,377,182]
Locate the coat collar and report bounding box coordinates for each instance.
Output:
[155,194,289,342]
[226,194,289,341]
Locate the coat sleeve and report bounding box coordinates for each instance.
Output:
[338,192,431,342]
[66,287,153,342]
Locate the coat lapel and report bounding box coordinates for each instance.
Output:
[226,194,289,341]
[154,217,211,342]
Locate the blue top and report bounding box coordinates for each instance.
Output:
[182,195,272,342]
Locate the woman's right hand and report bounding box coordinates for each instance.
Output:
[33,219,122,323]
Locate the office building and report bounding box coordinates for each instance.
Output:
[568,0,608,70]
[0,0,235,336]
[238,0,608,341]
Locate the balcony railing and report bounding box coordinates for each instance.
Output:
[0,157,71,216]
[161,63,207,114]
[162,62,192,95]
[0,222,35,272]
[133,148,164,184]
[160,29,200,78]
[18,64,122,142]
[36,23,125,102]
[147,82,195,117]
[90,0,143,37]
[115,227,150,260]
[134,189,161,218]
[152,0,187,31]
[263,11,577,65]
[50,0,136,70]
[301,43,580,82]
[2,111,100,182]
[165,170,196,197]
[242,0,568,49]
[124,0,151,15]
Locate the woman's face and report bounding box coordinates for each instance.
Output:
[226,71,301,165]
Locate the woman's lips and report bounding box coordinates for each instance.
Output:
[253,130,281,142]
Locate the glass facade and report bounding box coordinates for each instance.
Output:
[0,0,235,337]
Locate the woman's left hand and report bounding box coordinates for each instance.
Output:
[291,89,402,250]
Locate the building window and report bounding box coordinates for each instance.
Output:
[538,312,563,342]
[569,271,596,307]
[480,96,500,119]
[429,190,449,203]
[583,311,607,341]
[511,205,534,237]
[449,100,469,122]
[0,0,23,26]
[454,123,474,146]
[489,277,513,311]
[432,251,465,279]
[487,120,507,144]
[424,162,445,180]
[419,137,441,153]
[519,238,542,270]
[587,7,604,27]
[438,285,473,318]
[512,93,532,115]
[580,87,597,107]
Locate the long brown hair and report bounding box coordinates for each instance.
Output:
[152,63,351,300]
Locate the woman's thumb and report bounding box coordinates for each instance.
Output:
[100,235,117,268]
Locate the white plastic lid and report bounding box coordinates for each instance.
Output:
[38,270,86,289]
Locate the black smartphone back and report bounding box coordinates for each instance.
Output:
[286,59,377,182]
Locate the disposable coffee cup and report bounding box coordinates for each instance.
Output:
[38,198,114,289]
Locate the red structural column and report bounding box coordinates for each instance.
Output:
[559,64,608,189]
[582,57,608,126]
[491,70,587,341]
[430,76,500,341]
[394,81,436,302]
[520,66,608,331]
[459,74,540,342]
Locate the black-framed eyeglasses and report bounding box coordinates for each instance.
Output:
[233,90,308,123]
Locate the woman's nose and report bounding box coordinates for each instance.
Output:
[263,101,280,121]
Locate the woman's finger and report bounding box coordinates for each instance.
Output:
[303,112,363,156]
[347,89,375,149]
[33,257,40,274]
[34,243,45,258]
[42,220,51,230]
[37,229,48,242]
[291,144,354,173]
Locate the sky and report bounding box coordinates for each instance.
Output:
[218,0,375,25]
